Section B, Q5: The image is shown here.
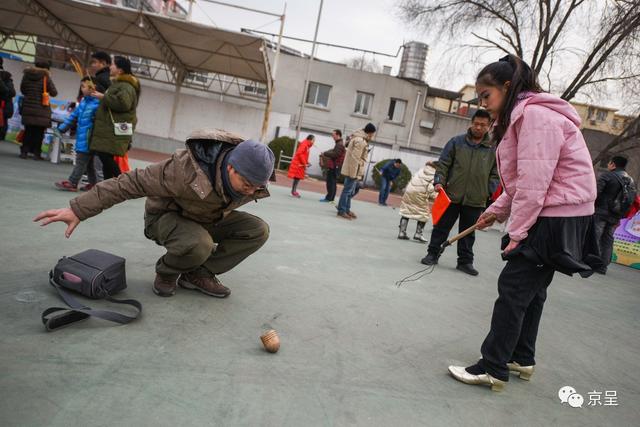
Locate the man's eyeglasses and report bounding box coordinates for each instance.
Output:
[239,175,266,192]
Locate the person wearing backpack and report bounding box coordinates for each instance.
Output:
[594,156,637,274]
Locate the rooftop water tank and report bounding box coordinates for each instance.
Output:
[399,41,428,83]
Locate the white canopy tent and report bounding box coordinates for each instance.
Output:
[0,0,281,140]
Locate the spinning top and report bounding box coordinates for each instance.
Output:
[260,329,280,353]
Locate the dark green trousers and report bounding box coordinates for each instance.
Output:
[144,211,269,278]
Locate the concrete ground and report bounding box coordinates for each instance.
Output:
[0,140,638,427]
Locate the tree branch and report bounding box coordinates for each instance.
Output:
[534,0,583,74]
[583,73,640,86]
[562,5,640,100]
[471,32,512,55]
[531,0,549,69]
[591,114,640,165]
[497,27,522,56]
[505,0,524,57]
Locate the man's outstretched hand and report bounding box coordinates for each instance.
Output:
[33,208,80,238]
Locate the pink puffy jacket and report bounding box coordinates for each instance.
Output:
[485,92,597,242]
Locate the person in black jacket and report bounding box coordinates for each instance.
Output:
[89,51,112,94]
[320,129,346,203]
[594,155,637,274]
[0,57,16,141]
[19,61,58,159]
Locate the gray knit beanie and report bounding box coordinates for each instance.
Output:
[227,140,275,186]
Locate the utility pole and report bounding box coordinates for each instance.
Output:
[259,3,286,142]
[293,0,323,155]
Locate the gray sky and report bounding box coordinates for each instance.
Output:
[188,0,473,92]
[185,0,629,112]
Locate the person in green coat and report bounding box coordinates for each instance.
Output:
[420,109,499,275]
[90,56,140,179]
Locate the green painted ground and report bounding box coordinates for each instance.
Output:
[1,141,638,427]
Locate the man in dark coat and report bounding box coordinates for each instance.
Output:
[593,155,637,274]
[320,129,346,203]
[0,57,16,141]
[421,109,498,275]
[19,61,58,159]
[89,51,112,94]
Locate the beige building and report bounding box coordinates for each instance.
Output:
[459,84,477,102]
[571,102,633,136]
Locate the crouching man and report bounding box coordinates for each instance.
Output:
[34,129,275,298]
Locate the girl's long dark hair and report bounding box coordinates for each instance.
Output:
[476,55,542,143]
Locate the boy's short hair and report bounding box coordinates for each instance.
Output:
[91,51,112,65]
[472,109,492,121]
[610,156,628,169]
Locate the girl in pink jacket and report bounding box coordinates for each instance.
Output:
[448,55,602,392]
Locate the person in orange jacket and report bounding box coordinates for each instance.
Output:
[288,135,314,198]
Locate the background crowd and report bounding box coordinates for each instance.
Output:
[0,52,139,191]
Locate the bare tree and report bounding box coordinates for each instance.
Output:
[344,55,382,73]
[398,0,640,164]
[591,115,640,166]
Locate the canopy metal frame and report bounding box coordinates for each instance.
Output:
[0,0,285,141]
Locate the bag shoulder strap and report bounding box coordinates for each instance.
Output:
[42,273,142,331]
[611,172,629,197]
[43,76,48,95]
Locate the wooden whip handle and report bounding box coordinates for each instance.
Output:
[446,213,496,245]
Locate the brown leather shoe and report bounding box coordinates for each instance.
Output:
[337,212,352,220]
[153,273,178,297]
[347,211,357,219]
[178,272,230,298]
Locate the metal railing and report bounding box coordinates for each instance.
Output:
[277,150,292,170]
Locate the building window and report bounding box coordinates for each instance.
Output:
[354,91,374,116]
[241,81,267,97]
[186,71,208,84]
[387,98,407,122]
[129,56,151,77]
[596,110,607,122]
[587,107,595,119]
[306,82,331,108]
[612,119,619,129]
[424,96,435,109]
